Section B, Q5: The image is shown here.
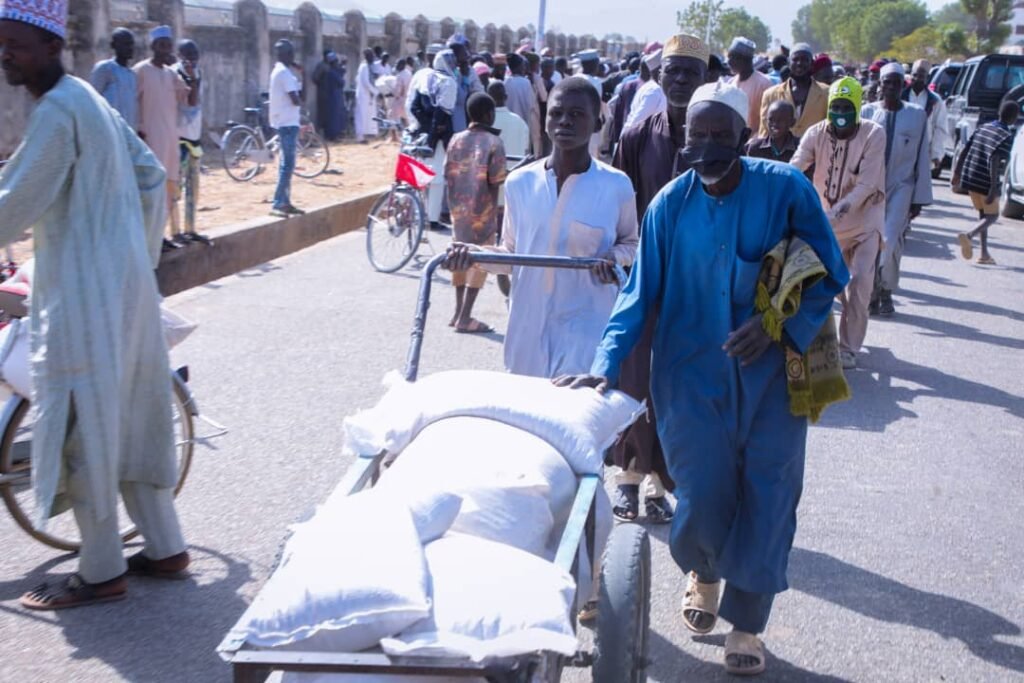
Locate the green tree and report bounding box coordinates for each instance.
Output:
[940,25,970,56]
[677,0,724,46]
[859,0,928,60]
[932,1,973,28]
[714,7,772,53]
[960,0,1012,52]
[792,5,823,52]
[887,24,946,62]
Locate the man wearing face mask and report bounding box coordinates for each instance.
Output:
[792,77,886,369]
[758,43,828,139]
[861,62,931,318]
[557,81,849,676]
[608,33,709,526]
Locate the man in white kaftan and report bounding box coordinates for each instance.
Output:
[621,51,666,134]
[0,9,187,609]
[862,62,932,316]
[355,48,379,142]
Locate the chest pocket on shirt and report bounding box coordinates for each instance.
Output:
[566,221,608,258]
[732,255,763,312]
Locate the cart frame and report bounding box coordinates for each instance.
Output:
[218,253,643,683]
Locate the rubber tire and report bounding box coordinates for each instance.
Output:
[592,523,651,683]
[294,127,331,179]
[221,126,263,182]
[365,187,426,273]
[1002,174,1024,219]
[0,380,195,552]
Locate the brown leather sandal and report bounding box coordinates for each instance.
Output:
[20,574,127,611]
[126,550,191,580]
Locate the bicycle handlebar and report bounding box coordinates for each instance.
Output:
[404,252,628,381]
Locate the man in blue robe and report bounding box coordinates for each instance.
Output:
[556,82,849,676]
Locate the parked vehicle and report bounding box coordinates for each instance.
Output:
[945,54,1024,171]
[1001,123,1024,218]
[929,61,962,99]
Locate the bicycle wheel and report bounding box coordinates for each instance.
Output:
[221,126,263,182]
[0,378,195,552]
[366,186,426,273]
[294,126,330,179]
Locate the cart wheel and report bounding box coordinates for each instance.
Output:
[592,523,651,683]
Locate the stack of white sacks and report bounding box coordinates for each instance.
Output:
[220,370,644,681]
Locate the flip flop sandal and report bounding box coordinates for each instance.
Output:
[682,571,720,635]
[978,256,998,265]
[454,320,494,334]
[612,484,640,522]
[724,631,766,676]
[127,551,191,580]
[20,574,127,611]
[958,234,973,260]
[645,496,674,524]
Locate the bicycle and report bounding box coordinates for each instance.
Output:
[0,267,227,551]
[365,118,532,274]
[221,98,330,182]
[364,122,435,273]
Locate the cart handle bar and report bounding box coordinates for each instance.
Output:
[405,252,627,382]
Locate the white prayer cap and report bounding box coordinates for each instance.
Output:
[577,49,600,63]
[0,0,68,39]
[792,42,813,56]
[689,81,749,126]
[149,25,172,43]
[880,61,905,79]
[728,37,756,57]
[643,49,662,70]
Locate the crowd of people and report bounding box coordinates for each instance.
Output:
[0,0,1018,677]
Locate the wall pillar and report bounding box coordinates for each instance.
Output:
[235,0,269,104]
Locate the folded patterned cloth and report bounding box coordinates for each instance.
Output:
[755,236,850,423]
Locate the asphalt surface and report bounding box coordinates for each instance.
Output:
[0,180,1021,682]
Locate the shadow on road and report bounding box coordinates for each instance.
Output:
[31,544,253,683]
[900,269,967,289]
[899,287,1024,324]
[789,548,1024,675]
[816,346,1024,431]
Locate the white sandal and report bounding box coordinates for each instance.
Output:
[724,630,766,676]
[681,571,720,634]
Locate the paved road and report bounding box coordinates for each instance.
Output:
[1,180,1022,682]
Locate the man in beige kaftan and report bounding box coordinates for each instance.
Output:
[0,8,189,610]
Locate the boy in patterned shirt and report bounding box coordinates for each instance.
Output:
[443,92,507,333]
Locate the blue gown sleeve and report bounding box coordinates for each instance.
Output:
[590,188,668,384]
[782,171,851,353]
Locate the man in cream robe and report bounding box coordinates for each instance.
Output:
[0,9,188,609]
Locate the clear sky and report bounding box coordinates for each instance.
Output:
[309,0,952,50]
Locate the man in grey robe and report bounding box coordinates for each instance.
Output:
[861,62,932,317]
[0,3,189,610]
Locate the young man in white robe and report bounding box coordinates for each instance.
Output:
[0,2,189,610]
[445,78,637,624]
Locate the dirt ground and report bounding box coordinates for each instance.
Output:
[3,138,400,265]
[195,138,398,234]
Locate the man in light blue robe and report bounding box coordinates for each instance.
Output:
[558,82,849,676]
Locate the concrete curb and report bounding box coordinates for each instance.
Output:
[155,189,385,296]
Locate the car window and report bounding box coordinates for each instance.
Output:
[984,64,1007,89]
[1009,65,1024,88]
[952,64,970,96]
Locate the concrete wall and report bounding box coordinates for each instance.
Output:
[0,0,643,157]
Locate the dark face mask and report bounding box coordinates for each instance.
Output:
[679,140,742,184]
